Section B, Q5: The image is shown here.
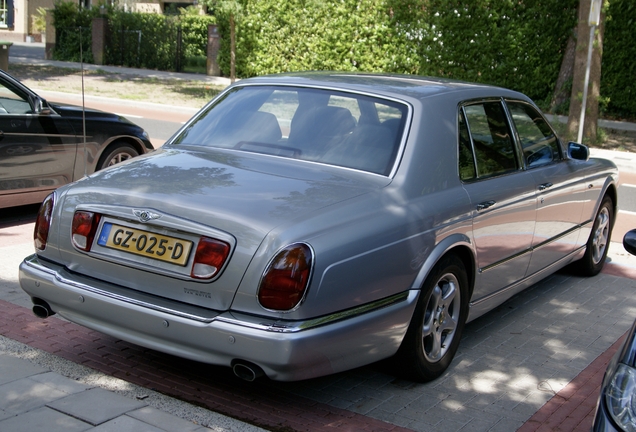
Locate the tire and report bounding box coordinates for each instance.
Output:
[393,254,469,382]
[576,195,614,276]
[97,142,139,171]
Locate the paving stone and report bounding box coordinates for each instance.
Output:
[47,387,147,426]
[0,406,91,432]
[0,353,47,385]
[127,406,203,432]
[29,371,90,395]
[488,416,526,432]
[0,377,69,414]
[91,414,164,431]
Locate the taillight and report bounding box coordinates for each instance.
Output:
[191,237,231,279]
[34,193,55,251]
[258,243,313,311]
[71,211,101,251]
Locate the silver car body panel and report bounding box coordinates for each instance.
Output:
[19,73,619,380]
[21,254,418,381]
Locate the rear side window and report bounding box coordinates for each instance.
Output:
[459,101,518,181]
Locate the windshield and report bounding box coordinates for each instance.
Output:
[172,85,408,176]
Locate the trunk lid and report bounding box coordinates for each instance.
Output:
[53,147,387,311]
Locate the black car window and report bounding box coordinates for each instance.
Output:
[0,80,31,114]
[506,101,561,168]
[173,86,409,176]
[462,102,518,179]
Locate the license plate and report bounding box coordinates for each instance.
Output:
[97,222,193,266]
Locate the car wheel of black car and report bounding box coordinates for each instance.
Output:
[395,254,469,382]
[97,142,139,170]
[577,195,614,276]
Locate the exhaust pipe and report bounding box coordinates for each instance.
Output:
[232,360,264,382]
[32,299,55,319]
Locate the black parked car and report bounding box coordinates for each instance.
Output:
[593,230,636,431]
[0,69,153,209]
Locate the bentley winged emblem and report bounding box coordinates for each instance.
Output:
[133,209,162,223]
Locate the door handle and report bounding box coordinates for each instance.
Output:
[538,182,553,191]
[476,200,496,211]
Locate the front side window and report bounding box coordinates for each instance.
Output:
[507,101,560,168]
[173,86,409,176]
[0,79,31,114]
[460,101,518,180]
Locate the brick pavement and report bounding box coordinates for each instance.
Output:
[0,299,412,432]
[3,216,636,431]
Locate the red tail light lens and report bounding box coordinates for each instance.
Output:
[258,243,313,311]
[71,211,101,251]
[191,237,231,279]
[34,193,55,251]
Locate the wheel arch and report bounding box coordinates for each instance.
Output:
[604,181,618,219]
[411,234,476,298]
[101,135,148,158]
[94,136,147,172]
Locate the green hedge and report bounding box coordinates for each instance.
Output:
[216,0,577,102]
[416,1,579,103]
[52,2,215,71]
[52,1,100,63]
[51,0,636,117]
[602,0,636,118]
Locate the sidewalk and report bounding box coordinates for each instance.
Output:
[0,341,265,432]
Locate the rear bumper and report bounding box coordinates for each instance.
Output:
[19,254,417,381]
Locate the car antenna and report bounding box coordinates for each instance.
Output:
[79,26,87,178]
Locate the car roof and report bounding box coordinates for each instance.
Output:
[239,72,529,102]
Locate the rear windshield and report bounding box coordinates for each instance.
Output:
[172,85,409,176]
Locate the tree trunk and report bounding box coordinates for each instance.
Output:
[230,13,236,83]
[550,33,576,113]
[567,0,605,143]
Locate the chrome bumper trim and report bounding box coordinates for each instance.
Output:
[23,254,413,333]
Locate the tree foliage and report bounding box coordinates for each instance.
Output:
[601,0,636,118]
[52,1,214,71]
[52,0,101,63]
[51,0,636,117]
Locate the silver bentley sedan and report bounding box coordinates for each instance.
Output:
[19,73,618,382]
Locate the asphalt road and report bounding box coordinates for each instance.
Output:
[8,42,43,59]
[34,89,193,147]
[8,42,196,146]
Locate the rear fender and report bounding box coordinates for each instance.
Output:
[410,233,475,295]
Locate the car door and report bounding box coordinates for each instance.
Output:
[0,76,78,206]
[459,100,537,300]
[505,100,586,275]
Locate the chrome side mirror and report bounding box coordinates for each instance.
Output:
[568,142,589,161]
[624,230,636,256]
[31,96,51,115]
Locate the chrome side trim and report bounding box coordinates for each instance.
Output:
[24,255,413,334]
[218,291,413,333]
[479,219,592,273]
[471,244,585,309]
